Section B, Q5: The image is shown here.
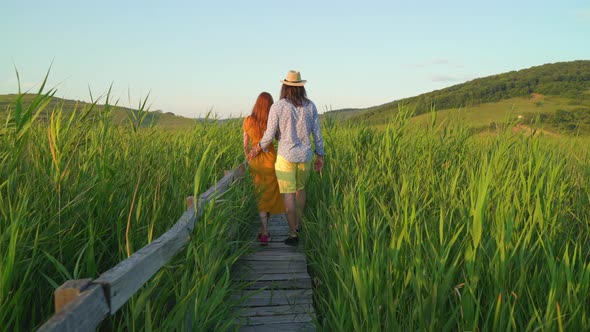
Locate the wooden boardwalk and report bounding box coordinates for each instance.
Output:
[233,214,316,331]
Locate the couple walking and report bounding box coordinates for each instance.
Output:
[243,70,325,246]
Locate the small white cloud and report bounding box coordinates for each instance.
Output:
[0,78,37,92]
[408,58,463,68]
[576,9,590,20]
[432,58,450,65]
[430,75,462,82]
[430,74,475,83]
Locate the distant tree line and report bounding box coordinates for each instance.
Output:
[528,107,590,134]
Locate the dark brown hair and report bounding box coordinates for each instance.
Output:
[246,92,274,137]
[280,85,308,107]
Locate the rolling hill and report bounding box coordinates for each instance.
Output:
[0,93,200,129]
[326,60,590,134]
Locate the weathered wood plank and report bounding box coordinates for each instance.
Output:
[93,209,194,313]
[240,267,309,275]
[246,247,304,254]
[253,246,303,252]
[249,240,299,248]
[240,272,311,282]
[232,290,313,307]
[241,254,307,261]
[93,167,241,313]
[238,313,313,325]
[37,284,109,332]
[241,260,308,272]
[239,304,314,317]
[238,322,315,332]
[246,278,312,290]
[264,228,290,232]
[235,267,309,280]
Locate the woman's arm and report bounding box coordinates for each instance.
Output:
[243,131,250,158]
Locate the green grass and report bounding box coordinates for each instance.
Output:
[0,84,256,330]
[408,95,590,134]
[4,73,590,331]
[303,109,590,331]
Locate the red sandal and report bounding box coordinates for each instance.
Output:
[258,232,270,245]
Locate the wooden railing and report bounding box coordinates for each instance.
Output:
[37,164,246,332]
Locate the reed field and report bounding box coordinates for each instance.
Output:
[304,111,590,331]
[0,85,256,330]
[3,82,590,331]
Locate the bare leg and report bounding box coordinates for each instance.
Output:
[283,193,298,237]
[259,211,269,236]
[295,189,306,230]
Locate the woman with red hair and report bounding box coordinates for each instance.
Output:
[243,92,284,245]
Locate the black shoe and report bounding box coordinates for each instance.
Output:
[284,236,299,246]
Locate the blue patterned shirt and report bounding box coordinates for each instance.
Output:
[259,98,326,163]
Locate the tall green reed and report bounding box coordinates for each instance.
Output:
[0,82,251,330]
[304,108,590,331]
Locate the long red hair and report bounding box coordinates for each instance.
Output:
[247,92,274,137]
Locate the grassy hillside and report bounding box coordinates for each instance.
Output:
[407,94,590,135]
[326,60,590,133]
[0,93,200,129]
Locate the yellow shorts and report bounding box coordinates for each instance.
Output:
[275,155,311,194]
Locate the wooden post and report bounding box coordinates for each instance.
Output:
[186,196,194,209]
[54,279,93,313]
[235,163,246,180]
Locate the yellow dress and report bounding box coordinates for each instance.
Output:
[243,118,285,214]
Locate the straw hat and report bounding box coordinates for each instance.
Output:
[281,70,307,86]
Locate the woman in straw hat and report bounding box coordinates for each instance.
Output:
[243,92,285,245]
[249,70,326,246]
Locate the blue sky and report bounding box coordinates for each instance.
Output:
[1,0,588,118]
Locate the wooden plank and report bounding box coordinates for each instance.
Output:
[239,304,314,317]
[246,278,312,290]
[248,234,293,242]
[234,268,309,280]
[238,313,313,325]
[37,284,109,332]
[233,290,313,307]
[93,209,194,313]
[250,242,305,249]
[241,255,306,261]
[250,251,303,257]
[241,267,309,275]
[240,272,311,282]
[238,322,315,332]
[246,247,304,255]
[94,167,241,313]
[241,260,308,271]
[242,254,305,262]
[265,226,289,231]
[247,252,305,259]
[267,223,289,231]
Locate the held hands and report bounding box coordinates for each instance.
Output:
[247,145,262,160]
